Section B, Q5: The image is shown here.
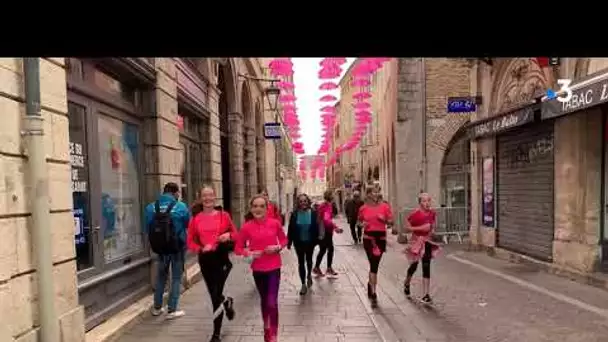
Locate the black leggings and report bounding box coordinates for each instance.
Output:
[363,235,387,273]
[349,221,362,242]
[315,231,334,269]
[295,243,315,284]
[198,251,233,336]
[407,242,433,279]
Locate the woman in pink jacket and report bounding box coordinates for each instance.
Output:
[235,194,288,342]
[312,190,343,277]
[403,192,441,304]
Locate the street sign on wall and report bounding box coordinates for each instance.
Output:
[447,97,476,113]
[264,122,282,139]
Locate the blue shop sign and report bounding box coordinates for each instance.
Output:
[448,97,476,113]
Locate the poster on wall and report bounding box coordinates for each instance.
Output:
[482,157,495,227]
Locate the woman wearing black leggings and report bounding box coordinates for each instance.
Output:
[357,187,393,305]
[403,193,440,304]
[188,186,237,342]
[287,193,320,295]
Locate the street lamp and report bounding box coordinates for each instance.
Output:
[265,81,281,112]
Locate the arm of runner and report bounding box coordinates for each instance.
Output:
[186,216,200,253]
[234,223,251,257]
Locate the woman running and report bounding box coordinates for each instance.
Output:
[358,186,393,305]
[260,188,282,222]
[313,190,342,278]
[236,194,288,342]
[403,192,440,304]
[187,186,237,342]
[287,193,320,295]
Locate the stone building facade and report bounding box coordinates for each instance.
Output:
[468,58,608,274]
[0,57,290,341]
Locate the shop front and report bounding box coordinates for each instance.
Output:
[470,103,556,261]
[542,69,608,272]
[67,58,156,330]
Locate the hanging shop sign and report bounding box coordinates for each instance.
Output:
[470,105,536,139]
[264,122,282,139]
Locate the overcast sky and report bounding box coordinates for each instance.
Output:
[292,58,355,155]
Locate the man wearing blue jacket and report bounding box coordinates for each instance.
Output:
[144,182,190,319]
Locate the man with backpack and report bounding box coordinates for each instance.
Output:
[144,182,190,319]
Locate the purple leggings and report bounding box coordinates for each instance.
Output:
[253,269,281,341]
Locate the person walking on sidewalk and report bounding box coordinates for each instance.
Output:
[236,194,288,342]
[313,190,343,278]
[287,193,320,295]
[145,182,191,319]
[403,192,441,304]
[187,185,237,342]
[358,186,393,305]
[344,190,365,244]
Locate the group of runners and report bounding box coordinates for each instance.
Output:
[146,182,440,342]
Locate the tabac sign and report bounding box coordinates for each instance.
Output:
[470,106,536,139]
[542,75,608,120]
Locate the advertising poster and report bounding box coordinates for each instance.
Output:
[482,157,495,227]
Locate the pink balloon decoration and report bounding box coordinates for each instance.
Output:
[356,110,372,117]
[353,92,371,100]
[320,95,337,102]
[319,82,339,90]
[282,104,296,111]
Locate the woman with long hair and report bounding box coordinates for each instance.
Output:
[403,192,440,304]
[358,186,393,306]
[287,193,320,295]
[187,185,237,342]
[236,194,288,342]
[312,189,342,278]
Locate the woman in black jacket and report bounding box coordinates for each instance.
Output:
[287,193,320,295]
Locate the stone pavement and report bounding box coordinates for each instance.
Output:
[117,219,388,342]
[117,217,608,342]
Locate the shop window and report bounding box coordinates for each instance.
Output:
[69,102,92,271]
[93,68,137,105]
[179,106,207,207]
[97,114,143,263]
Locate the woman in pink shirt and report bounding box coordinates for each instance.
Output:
[403,192,440,304]
[235,194,288,342]
[187,186,237,342]
[312,190,343,277]
[358,186,393,305]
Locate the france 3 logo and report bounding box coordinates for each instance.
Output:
[546,79,573,103]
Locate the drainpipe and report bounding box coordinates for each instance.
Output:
[23,58,60,342]
[420,57,428,192]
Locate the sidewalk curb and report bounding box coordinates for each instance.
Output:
[85,262,202,342]
[467,244,608,292]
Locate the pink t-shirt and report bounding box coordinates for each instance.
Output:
[187,211,236,253]
[318,202,336,231]
[407,208,436,236]
[236,217,288,272]
[358,203,393,233]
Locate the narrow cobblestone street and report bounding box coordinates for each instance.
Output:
[117,218,608,341]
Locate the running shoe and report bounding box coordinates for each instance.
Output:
[209,334,221,342]
[150,306,164,316]
[166,310,185,319]
[370,292,378,306]
[306,276,313,287]
[421,294,433,304]
[326,268,338,277]
[403,283,411,297]
[223,296,235,320]
[299,284,308,295]
[312,267,324,277]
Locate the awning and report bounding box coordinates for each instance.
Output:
[542,69,608,120]
[468,103,539,139]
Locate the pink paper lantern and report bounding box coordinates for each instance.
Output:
[354,102,371,109]
[279,94,296,102]
[320,95,337,102]
[351,78,371,87]
[356,110,372,117]
[319,82,339,90]
[320,106,335,113]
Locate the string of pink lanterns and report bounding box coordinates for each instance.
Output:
[268,57,391,182]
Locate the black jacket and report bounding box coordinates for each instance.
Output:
[344,199,364,223]
[287,209,320,248]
